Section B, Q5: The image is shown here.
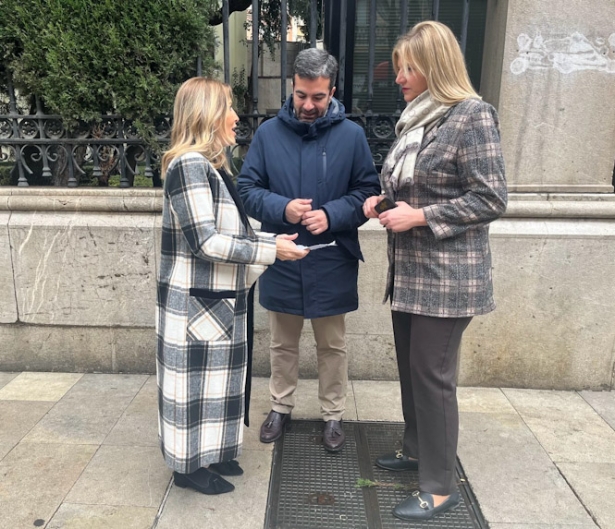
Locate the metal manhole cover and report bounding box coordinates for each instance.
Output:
[264,420,487,529]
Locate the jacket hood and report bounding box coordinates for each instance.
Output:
[277,96,346,139]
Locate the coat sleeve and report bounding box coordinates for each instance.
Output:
[237,131,293,227]
[166,155,277,265]
[320,128,381,232]
[422,103,508,240]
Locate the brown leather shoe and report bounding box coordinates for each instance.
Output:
[259,410,291,443]
[323,420,345,452]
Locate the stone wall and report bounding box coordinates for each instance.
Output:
[1,189,614,390]
[482,0,615,193]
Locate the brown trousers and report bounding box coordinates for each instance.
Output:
[268,311,347,421]
[392,311,472,496]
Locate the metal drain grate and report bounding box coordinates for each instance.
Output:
[264,420,487,529]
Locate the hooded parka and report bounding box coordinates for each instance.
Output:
[238,97,380,319]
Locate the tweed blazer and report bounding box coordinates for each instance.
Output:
[385,98,507,318]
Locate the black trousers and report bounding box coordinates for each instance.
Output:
[392,311,472,496]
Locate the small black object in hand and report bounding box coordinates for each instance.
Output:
[374,197,398,214]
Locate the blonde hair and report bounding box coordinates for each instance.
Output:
[392,21,479,105]
[161,77,235,177]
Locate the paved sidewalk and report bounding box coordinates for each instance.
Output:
[0,372,613,529]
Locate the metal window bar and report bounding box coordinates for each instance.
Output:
[460,0,471,53]
[337,0,347,103]
[432,0,440,20]
[251,0,259,124]
[366,0,376,115]
[396,0,409,114]
[281,0,288,106]
[310,0,317,47]
[223,0,230,84]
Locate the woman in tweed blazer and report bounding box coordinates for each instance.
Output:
[363,22,507,520]
[157,78,307,496]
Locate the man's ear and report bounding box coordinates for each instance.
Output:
[330,86,337,97]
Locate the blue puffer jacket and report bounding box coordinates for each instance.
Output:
[237,96,380,318]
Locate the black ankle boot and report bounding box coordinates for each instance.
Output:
[209,459,244,476]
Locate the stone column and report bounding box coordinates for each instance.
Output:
[482,0,615,192]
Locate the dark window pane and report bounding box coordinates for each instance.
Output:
[351,0,487,114]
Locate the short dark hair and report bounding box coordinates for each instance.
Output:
[293,48,338,89]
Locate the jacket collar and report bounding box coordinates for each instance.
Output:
[420,105,454,150]
[277,96,345,139]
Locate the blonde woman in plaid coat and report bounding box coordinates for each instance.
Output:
[363,22,507,521]
[157,78,307,495]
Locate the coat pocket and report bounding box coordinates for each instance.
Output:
[187,290,236,343]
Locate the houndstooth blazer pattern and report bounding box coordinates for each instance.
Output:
[385,98,508,318]
[156,152,276,473]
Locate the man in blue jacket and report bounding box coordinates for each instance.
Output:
[238,48,380,452]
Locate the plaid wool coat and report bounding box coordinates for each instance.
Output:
[156,152,277,473]
[385,98,507,317]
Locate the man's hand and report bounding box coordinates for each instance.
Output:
[285,198,312,224]
[301,209,329,235]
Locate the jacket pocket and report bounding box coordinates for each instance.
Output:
[187,290,236,342]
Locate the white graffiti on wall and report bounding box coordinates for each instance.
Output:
[510,32,615,74]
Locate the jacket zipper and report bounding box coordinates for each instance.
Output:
[322,149,327,181]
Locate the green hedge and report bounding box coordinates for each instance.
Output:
[0,0,218,141]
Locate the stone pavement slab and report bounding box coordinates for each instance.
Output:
[0,441,97,529]
[504,389,615,463]
[104,375,159,447]
[23,374,147,445]
[581,390,615,430]
[0,442,14,460]
[65,445,171,508]
[0,400,54,462]
[0,373,612,529]
[155,447,272,529]
[351,380,402,421]
[557,462,615,529]
[0,400,53,446]
[458,387,518,414]
[458,411,595,526]
[46,504,158,529]
[0,372,82,401]
[0,372,17,390]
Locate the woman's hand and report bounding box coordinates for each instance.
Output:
[379,201,427,232]
[275,233,310,261]
[362,196,384,219]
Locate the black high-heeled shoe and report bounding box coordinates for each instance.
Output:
[173,468,235,495]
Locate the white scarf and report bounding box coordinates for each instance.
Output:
[380,91,450,194]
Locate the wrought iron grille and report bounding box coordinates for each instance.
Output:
[0,0,476,187]
[0,86,169,187]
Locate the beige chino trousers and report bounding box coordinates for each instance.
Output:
[268,311,348,421]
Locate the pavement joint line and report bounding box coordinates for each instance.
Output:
[554,461,602,528]
[99,374,149,447]
[578,390,615,432]
[151,476,174,529]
